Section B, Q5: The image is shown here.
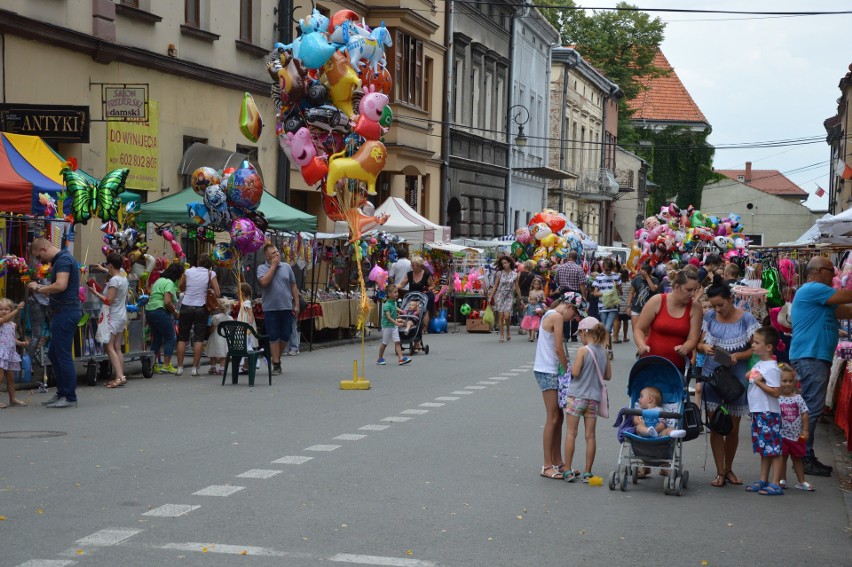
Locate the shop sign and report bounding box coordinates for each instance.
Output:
[103,85,148,120]
[0,104,90,142]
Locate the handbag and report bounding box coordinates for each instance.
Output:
[557,370,572,409]
[588,348,609,418]
[704,363,746,404]
[601,288,620,309]
[205,269,219,311]
[95,303,112,344]
[707,403,733,435]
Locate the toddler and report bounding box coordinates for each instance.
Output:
[377,285,411,366]
[633,386,685,438]
[777,364,814,491]
[563,317,611,483]
[205,298,233,375]
[236,283,260,372]
[0,299,28,408]
[521,277,546,341]
[401,297,421,334]
[745,326,784,496]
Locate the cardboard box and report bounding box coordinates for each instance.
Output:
[466,319,492,333]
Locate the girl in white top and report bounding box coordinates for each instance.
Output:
[532,292,585,479]
[89,253,129,388]
[237,282,258,372]
[206,298,233,374]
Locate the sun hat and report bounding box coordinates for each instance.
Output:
[577,316,601,331]
[552,291,588,317]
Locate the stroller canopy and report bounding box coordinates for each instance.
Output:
[627,356,685,404]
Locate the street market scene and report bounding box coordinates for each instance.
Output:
[0,1,850,565]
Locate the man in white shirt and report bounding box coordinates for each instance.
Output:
[388,247,412,292]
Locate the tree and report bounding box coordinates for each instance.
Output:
[541,1,668,141]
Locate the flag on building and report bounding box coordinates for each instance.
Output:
[837,157,852,180]
[815,185,826,197]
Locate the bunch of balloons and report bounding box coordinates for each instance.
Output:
[185,163,268,236]
[509,209,594,269]
[628,202,749,271]
[268,7,393,243]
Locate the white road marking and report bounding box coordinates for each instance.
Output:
[510,368,526,372]
[142,504,200,517]
[515,368,530,373]
[76,528,142,546]
[490,376,510,381]
[503,372,519,376]
[237,469,282,479]
[419,402,444,407]
[333,434,366,440]
[330,553,436,566]
[465,386,486,390]
[451,391,473,395]
[157,542,298,558]
[401,409,428,415]
[16,561,78,567]
[435,397,459,401]
[359,424,390,431]
[271,456,313,464]
[193,485,245,497]
[478,381,498,385]
[381,416,412,422]
[305,444,341,452]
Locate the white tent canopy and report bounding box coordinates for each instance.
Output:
[372,197,450,244]
[780,210,852,246]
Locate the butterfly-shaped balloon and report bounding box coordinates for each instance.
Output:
[61,166,129,225]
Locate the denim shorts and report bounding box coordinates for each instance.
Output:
[534,371,559,391]
[264,309,294,343]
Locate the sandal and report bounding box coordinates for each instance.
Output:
[563,469,580,483]
[745,480,768,493]
[9,399,27,407]
[0,402,6,409]
[710,474,726,487]
[724,470,743,485]
[636,467,650,479]
[105,379,121,388]
[758,483,783,496]
[581,472,594,483]
[540,465,562,479]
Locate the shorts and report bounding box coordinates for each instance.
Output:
[751,412,782,457]
[565,396,599,418]
[177,305,209,343]
[381,326,400,345]
[264,309,294,343]
[781,437,806,458]
[618,313,629,321]
[534,371,558,391]
[631,311,642,318]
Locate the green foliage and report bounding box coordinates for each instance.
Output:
[632,126,717,214]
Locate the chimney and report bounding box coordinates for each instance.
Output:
[745,161,752,183]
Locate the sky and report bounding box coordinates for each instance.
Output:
[584,0,850,211]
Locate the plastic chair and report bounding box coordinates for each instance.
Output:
[217,321,271,386]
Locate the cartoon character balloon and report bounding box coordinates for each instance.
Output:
[226,162,264,211]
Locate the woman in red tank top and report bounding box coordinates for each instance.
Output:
[633,270,703,372]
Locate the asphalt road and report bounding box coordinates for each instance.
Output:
[1,329,850,566]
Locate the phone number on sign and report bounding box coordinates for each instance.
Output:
[117,153,159,168]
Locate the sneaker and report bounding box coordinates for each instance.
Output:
[160,364,179,374]
[803,457,832,477]
[174,366,184,376]
[190,367,199,377]
[398,357,411,365]
[41,394,61,406]
[46,397,77,408]
[285,350,299,356]
[794,481,815,491]
[152,363,163,373]
[669,429,687,439]
[376,358,386,365]
[272,363,282,375]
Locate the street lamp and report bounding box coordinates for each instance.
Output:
[505,104,530,235]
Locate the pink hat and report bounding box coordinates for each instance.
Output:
[577,316,601,331]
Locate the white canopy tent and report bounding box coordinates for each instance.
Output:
[343,197,450,245]
[779,210,852,246]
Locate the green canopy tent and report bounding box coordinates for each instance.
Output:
[137,188,317,233]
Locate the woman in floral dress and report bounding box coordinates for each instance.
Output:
[488,255,521,342]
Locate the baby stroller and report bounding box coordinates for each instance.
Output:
[399,291,429,356]
[609,356,690,496]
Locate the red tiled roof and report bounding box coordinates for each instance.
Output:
[628,51,709,126]
[716,169,809,197]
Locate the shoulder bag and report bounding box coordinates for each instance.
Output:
[588,349,609,418]
[703,363,745,404]
[205,269,219,311]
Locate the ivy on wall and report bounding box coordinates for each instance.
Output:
[633,126,720,215]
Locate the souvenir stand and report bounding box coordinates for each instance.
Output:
[420,242,486,333]
[442,242,501,333]
[750,243,852,449]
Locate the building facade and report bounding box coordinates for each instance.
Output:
[612,146,650,245]
[824,64,852,215]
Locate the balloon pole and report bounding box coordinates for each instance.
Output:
[340,234,371,390]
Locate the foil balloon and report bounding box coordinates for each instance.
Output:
[62,166,128,225]
[239,92,264,143]
[212,242,236,268]
[229,218,256,240]
[226,162,264,211]
[234,228,266,255]
[191,167,222,197]
[321,51,361,119]
[204,184,228,209]
[186,202,211,226]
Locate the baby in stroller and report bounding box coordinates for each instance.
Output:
[398,292,429,355]
[634,387,685,438]
[401,297,422,334]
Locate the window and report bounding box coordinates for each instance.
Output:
[405,176,419,210]
[424,57,433,112]
[185,0,200,26]
[236,144,258,163]
[454,58,464,124]
[391,31,425,109]
[120,0,140,7]
[496,75,504,140]
[182,135,207,188]
[239,0,252,42]
[472,65,480,130]
[484,71,493,132]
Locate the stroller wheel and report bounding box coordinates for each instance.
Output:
[620,466,629,491]
[674,476,684,496]
[681,470,689,489]
[608,471,618,491]
[409,345,416,355]
[424,344,429,355]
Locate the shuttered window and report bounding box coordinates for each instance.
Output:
[388,29,426,109]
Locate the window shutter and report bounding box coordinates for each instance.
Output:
[394,29,403,103]
[415,40,423,108]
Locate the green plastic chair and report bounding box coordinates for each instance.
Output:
[217,321,271,386]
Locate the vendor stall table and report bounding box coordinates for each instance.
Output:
[312,298,377,331]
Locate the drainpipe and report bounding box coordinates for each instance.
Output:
[441,1,454,227]
[276,0,292,203]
